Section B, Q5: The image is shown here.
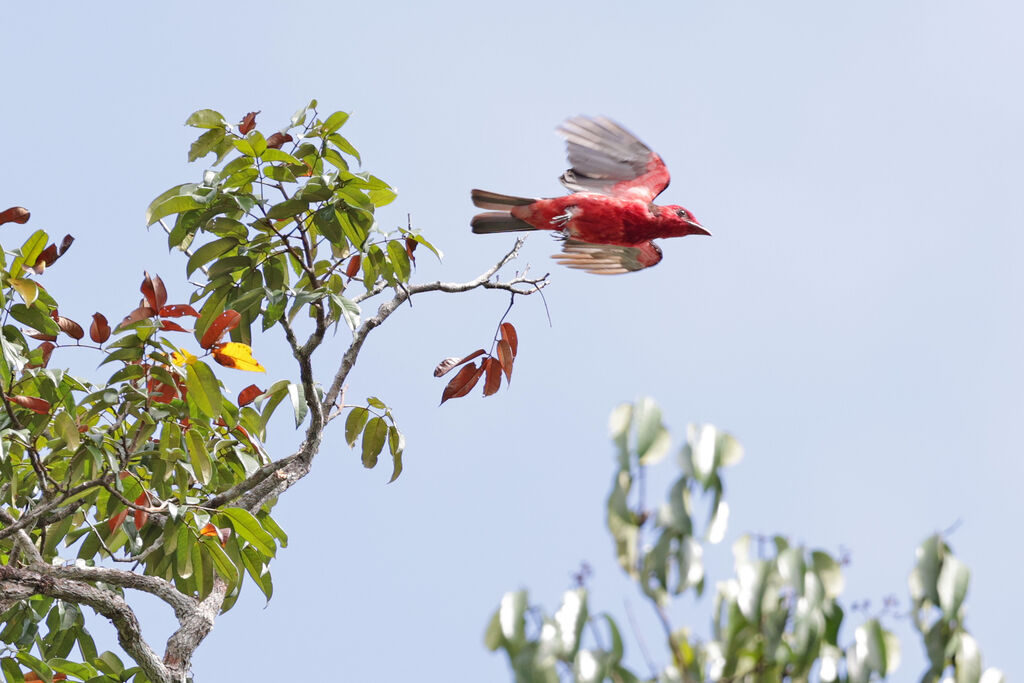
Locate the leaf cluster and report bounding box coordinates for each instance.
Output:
[487,399,1004,683]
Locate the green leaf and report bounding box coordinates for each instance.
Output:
[9,303,60,336]
[47,659,96,680]
[54,411,80,450]
[345,407,369,446]
[241,546,274,602]
[185,109,226,129]
[484,611,503,651]
[387,425,405,483]
[189,128,227,162]
[206,217,248,240]
[361,417,387,468]
[313,206,344,244]
[186,237,237,277]
[0,658,23,683]
[632,398,665,463]
[954,634,982,683]
[14,653,51,683]
[286,382,306,428]
[266,199,309,220]
[175,524,193,579]
[204,538,239,588]
[185,362,221,420]
[553,588,587,659]
[336,296,360,331]
[259,513,288,548]
[911,534,943,604]
[261,148,300,164]
[11,229,47,275]
[147,195,204,227]
[322,111,349,134]
[186,429,212,485]
[219,508,276,558]
[386,240,411,281]
[498,590,528,652]
[937,554,970,618]
[409,233,443,261]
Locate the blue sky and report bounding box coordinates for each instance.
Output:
[2,1,1021,680]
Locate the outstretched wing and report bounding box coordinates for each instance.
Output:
[557,116,671,201]
[552,238,663,274]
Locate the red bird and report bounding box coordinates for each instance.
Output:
[471,116,709,274]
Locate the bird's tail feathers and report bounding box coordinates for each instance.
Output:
[471,189,535,210]
[471,212,536,234]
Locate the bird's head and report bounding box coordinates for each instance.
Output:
[662,205,710,237]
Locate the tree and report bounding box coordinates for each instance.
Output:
[0,101,547,683]
[485,398,1003,683]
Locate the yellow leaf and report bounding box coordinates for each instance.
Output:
[171,349,198,366]
[9,277,38,305]
[212,342,266,372]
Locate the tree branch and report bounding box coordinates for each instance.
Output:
[162,577,228,682]
[323,238,546,411]
[42,565,196,621]
[0,566,171,683]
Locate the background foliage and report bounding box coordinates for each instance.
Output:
[487,400,1003,683]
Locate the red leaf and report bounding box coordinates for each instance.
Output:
[56,316,84,340]
[26,331,57,342]
[24,673,66,682]
[233,424,256,450]
[159,320,190,333]
[32,243,58,273]
[500,322,518,357]
[133,492,150,530]
[117,306,157,330]
[497,339,514,382]
[7,395,50,414]
[237,384,264,407]
[28,342,54,368]
[159,304,200,318]
[266,132,293,150]
[200,523,232,547]
[482,357,502,397]
[239,111,259,134]
[200,309,241,349]
[140,272,167,311]
[440,362,484,404]
[433,349,486,378]
[345,254,361,280]
[0,207,30,226]
[405,237,417,264]
[146,378,179,404]
[90,313,110,343]
[58,234,74,255]
[107,509,129,533]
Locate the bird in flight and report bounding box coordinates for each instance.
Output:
[471,116,709,274]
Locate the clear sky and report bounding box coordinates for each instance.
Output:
[2,1,1021,680]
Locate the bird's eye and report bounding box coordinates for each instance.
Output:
[675,208,686,218]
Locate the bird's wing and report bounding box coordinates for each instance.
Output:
[552,238,663,274]
[557,116,670,201]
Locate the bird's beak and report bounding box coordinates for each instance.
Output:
[688,220,711,236]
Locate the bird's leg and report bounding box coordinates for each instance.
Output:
[549,204,578,228]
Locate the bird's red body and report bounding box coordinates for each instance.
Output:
[510,194,698,246]
[471,116,709,274]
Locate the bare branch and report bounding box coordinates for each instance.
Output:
[0,566,171,683]
[323,238,546,411]
[42,565,196,621]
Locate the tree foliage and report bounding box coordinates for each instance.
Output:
[486,399,1003,683]
[0,101,547,683]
